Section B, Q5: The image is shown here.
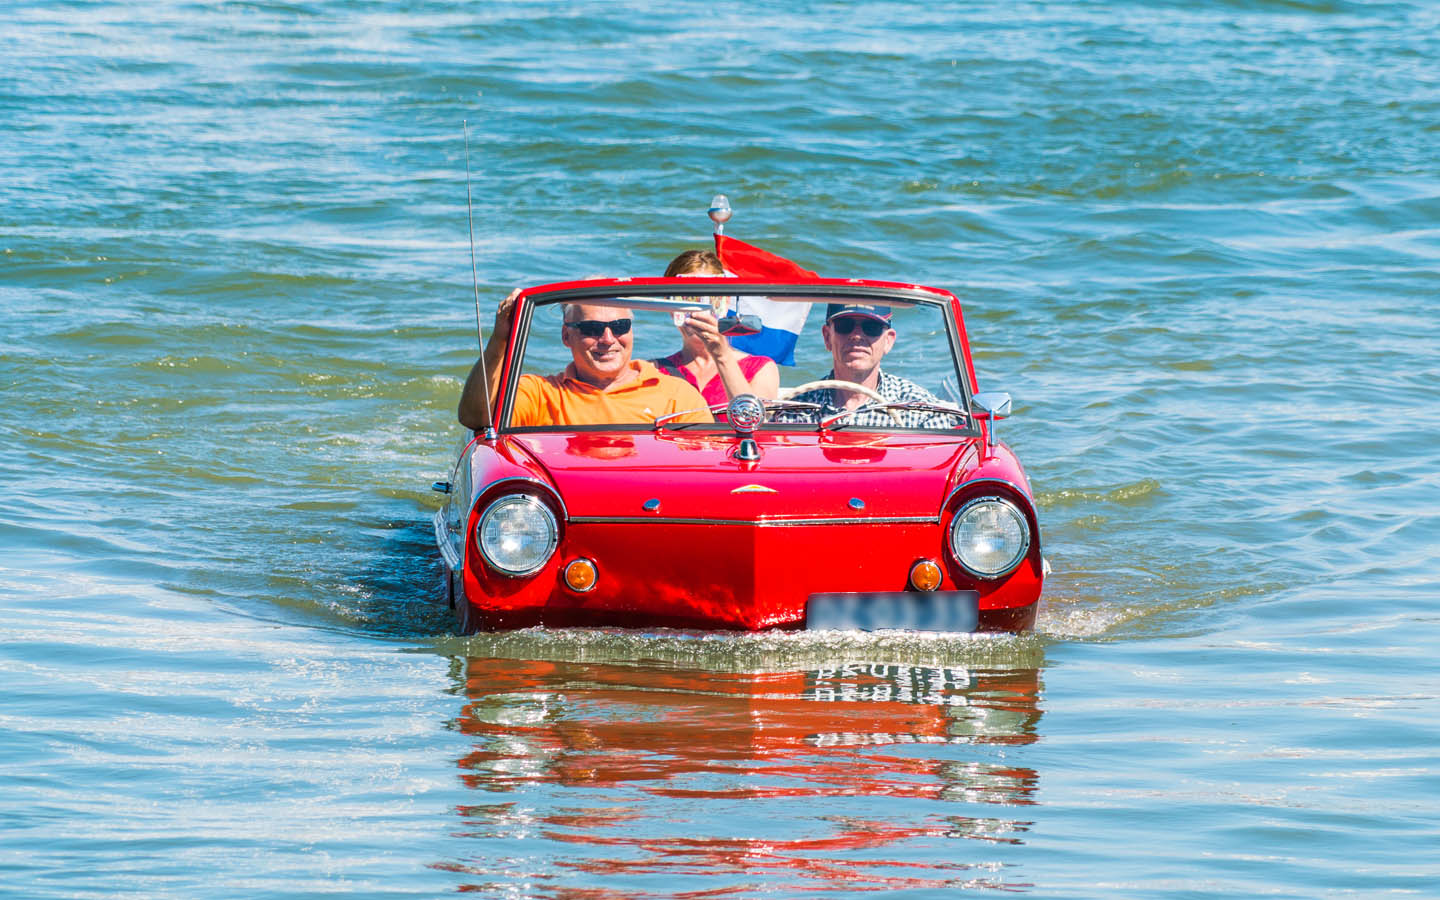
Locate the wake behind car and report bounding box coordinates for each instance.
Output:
[432,266,1046,634]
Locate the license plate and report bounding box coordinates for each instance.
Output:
[806,590,980,632]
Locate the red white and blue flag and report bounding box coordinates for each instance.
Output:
[714,234,816,366]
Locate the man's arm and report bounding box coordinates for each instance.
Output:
[458,289,520,431]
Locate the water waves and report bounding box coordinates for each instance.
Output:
[5,2,1440,896]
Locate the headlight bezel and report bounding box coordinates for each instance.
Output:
[475,493,560,577]
[948,495,1032,579]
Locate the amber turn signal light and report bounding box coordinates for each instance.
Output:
[563,558,598,592]
[909,559,943,592]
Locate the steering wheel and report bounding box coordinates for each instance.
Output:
[780,379,886,404]
[778,380,903,425]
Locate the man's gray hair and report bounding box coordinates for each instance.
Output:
[562,276,615,323]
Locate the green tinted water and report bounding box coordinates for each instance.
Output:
[3,1,1438,896]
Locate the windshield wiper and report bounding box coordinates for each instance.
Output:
[654,398,827,432]
[821,401,969,432]
[652,402,731,431]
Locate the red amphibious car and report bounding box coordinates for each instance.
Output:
[432,274,1044,633]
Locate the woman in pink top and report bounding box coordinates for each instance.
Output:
[652,250,779,406]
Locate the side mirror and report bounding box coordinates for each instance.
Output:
[970,391,1013,449]
[718,314,762,337]
[970,392,1012,419]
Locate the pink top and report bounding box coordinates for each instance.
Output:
[652,352,772,406]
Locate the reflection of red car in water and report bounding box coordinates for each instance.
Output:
[432,275,1047,635]
[438,657,1043,893]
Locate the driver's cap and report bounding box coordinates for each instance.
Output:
[825,302,892,323]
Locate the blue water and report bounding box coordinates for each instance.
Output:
[3,1,1439,897]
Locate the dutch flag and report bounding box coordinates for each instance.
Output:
[714,234,816,367]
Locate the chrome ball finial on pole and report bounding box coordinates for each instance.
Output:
[708,194,732,234]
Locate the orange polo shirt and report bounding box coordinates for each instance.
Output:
[509,359,715,427]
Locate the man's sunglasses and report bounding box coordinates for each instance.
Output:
[831,316,888,337]
[565,318,633,338]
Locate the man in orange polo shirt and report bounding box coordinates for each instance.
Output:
[458,291,713,430]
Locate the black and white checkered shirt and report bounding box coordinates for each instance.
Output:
[775,370,965,429]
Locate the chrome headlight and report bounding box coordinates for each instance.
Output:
[476,495,558,576]
[949,496,1030,578]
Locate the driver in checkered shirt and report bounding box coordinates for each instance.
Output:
[774,303,963,429]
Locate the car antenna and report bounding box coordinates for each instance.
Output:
[463,120,495,437]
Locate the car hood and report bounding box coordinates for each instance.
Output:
[505,430,979,520]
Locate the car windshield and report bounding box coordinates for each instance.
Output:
[504,288,971,432]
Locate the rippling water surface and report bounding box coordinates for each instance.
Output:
[4,2,1439,897]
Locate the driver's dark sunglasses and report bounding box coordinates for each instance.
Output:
[565,318,633,338]
[831,317,887,337]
